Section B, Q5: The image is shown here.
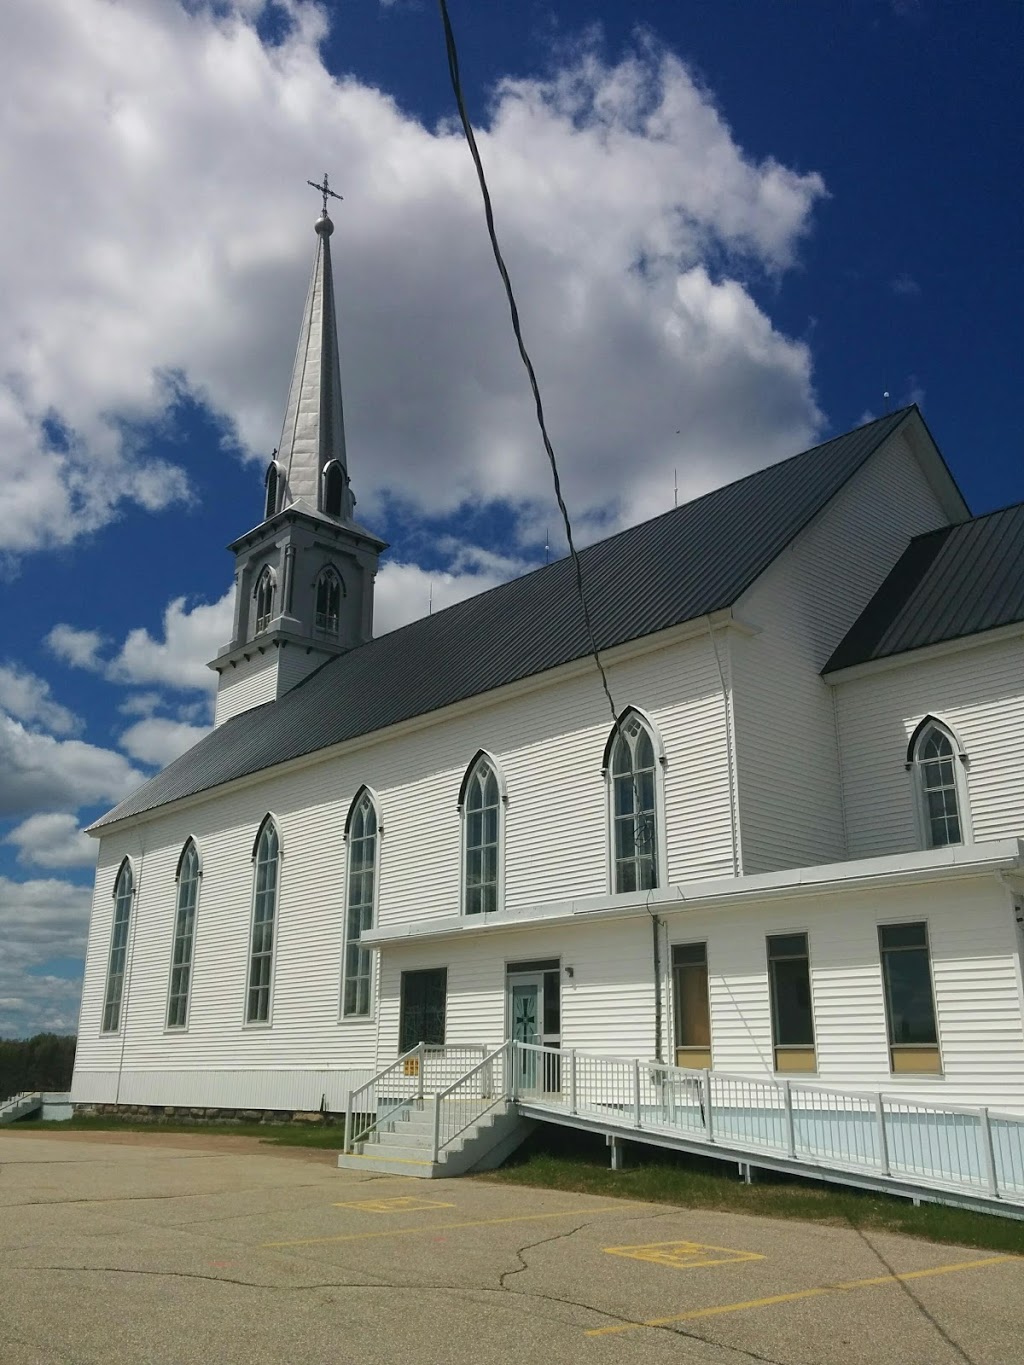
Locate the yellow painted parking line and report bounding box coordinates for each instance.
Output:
[586,1254,1018,1337]
[263,1205,623,1249]
[605,1241,764,1271]
[333,1197,456,1213]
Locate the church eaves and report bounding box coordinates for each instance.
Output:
[93,407,955,831]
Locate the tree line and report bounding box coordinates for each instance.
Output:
[0,1034,77,1097]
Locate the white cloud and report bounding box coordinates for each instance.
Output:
[0,663,81,735]
[374,558,521,635]
[5,813,97,869]
[45,625,107,672]
[0,714,145,818]
[119,716,212,767]
[1,0,824,558]
[0,876,91,1036]
[48,589,233,695]
[891,273,921,297]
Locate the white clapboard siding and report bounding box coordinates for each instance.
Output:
[70,1068,374,1111]
[731,431,950,874]
[214,652,280,725]
[835,635,1024,858]
[370,871,1024,1111]
[74,630,735,1100]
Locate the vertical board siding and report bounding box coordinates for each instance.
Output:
[74,634,734,1103]
[70,1068,374,1111]
[732,433,950,874]
[835,636,1024,858]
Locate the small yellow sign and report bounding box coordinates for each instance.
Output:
[604,1240,764,1270]
[333,1196,456,1214]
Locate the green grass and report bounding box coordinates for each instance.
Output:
[8,1116,347,1150]
[480,1127,1024,1257]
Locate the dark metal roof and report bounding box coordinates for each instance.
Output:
[824,501,1024,674]
[94,409,916,829]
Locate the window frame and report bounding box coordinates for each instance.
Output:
[101,857,135,1035]
[766,931,817,1073]
[906,716,972,851]
[341,787,381,1020]
[878,919,943,1074]
[314,564,345,637]
[322,459,345,517]
[245,815,282,1027]
[165,838,202,1032]
[671,941,712,1070]
[264,459,282,520]
[252,565,277,637]
[458,750,506,917]
[603,707,667,896]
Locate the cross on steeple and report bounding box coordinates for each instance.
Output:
[307,172,343,216]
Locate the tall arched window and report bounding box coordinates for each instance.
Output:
[253,566,276,635]
[909,718,969,848]
[323,460,345,517]
[461,752,502,915]
[102,859,134,1033]
[607,711,661,893]
[315,566,343,635]
[264,459,281,520]
[167,840,200,1029]
[247,817,280,1023]
[343,789,379,1017]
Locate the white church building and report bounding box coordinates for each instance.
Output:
[71,204,1024,1127]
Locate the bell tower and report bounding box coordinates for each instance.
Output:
[209,178,387,725]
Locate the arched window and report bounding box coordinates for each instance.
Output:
[909,718,969,848]
[343,788,379,1017]
[247,817,280,1023]
[264,459,281,520]
[167,840,200,1029]
[461,752,503,915]
[253,566,276,635]
[102,859,134,1033]
[315,566,343,635]
[607,710,661,893]
[323,460,345,518]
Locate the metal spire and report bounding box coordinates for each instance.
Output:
[275,178,352,518]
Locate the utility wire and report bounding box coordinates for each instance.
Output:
[437,0,665,1059]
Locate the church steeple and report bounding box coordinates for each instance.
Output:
[269,178,354,520]
[210,183,387,726]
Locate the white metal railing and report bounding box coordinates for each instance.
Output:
[509,1041,1024,1208]
[343,1044,491,1154]
[431,1042,509,1161]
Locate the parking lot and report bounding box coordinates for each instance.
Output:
[1,1130,1020,1364]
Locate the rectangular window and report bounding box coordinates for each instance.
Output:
[399,968,447,1053]
[879,922,941,1073]
[767,933,816,1072]
[672,943,711,1069]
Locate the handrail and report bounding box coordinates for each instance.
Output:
[343,1043,423,1154]
[431,1042,509,1161]
[509,1040,1024,1208]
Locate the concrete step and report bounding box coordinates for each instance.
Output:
[362,1139,435,1161]
[0,1093,42,1125]
[337,1151,440,1179]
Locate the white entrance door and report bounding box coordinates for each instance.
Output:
[508,974,544,1093]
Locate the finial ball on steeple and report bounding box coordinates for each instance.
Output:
[315,212,334,237]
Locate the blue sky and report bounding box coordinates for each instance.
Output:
[1,0,1021,1037]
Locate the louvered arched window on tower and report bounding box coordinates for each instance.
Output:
[323,461,345,518]
[264,460,281,520]
[253,566,276,635]
[315,566,343,635]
